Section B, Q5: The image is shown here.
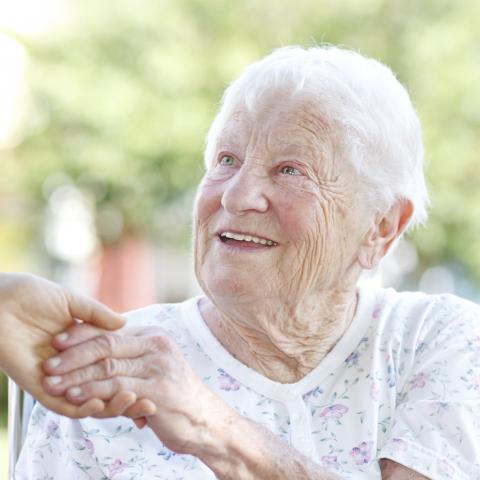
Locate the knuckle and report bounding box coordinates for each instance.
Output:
[72,366,94,385]
[95,333,117,355]
[100,358,117,378]
[111,376,125,391]
[150,333,174,351]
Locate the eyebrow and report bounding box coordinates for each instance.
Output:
[215,139,243,153]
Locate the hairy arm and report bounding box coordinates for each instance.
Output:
[194,413,430,480]
[193,411,342,480]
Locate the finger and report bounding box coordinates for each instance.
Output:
[90,391,137,418]
[52,323,109,351]
[52,325,167,352]
[45,355,153,396]
[77,398,107,417]
[133,418,147,429]
[44,334,169,376]
[65,377,139,405]
[66,290,126,330]
[124,398,157,418]
[93,397,156,421]
[40,396,106,419]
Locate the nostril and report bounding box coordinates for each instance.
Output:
[220,173,269,215]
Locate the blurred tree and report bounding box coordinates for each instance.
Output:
[1,0,478,274]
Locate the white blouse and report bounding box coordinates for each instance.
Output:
[16,286,480,479]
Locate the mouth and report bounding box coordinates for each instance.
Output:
[217,231,279,247]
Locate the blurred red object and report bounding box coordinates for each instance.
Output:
[96,236,156,313]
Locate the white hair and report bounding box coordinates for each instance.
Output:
[204,45,429,230]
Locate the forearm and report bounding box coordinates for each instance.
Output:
[191,403,341,480]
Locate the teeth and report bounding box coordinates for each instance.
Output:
[221,232,277,246]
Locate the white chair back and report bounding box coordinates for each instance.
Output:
[7,379,35,480]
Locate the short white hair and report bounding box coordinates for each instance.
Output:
[204,45,429,230]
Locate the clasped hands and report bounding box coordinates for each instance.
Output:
[42,323,224,455]
[0,273,228,457]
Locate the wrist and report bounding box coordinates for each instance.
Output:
[188,392,260,478]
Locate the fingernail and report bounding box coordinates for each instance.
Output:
[47,376,62,385]
[56,332,69,342]
[48,357,61,368]
[69,387,82,397]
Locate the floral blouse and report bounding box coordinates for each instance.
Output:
[16,287,480,479]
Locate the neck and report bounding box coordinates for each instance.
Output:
[199,288,358,383]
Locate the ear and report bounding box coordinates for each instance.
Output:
[357,199,414,270]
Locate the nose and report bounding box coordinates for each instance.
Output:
[220,164,269,215]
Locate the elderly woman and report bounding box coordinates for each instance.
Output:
[16,46,480,479]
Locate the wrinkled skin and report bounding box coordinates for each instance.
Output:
[43,323,426,479]
[195,95,369,301]
[0,272,153,418]
[43,90,415,477]
[43,322,227,453]
[194,93,375,382]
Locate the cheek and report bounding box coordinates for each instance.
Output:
[276,192,344,289]
[275,191,327,245]
[193,184,221,274]
[195,181,222,223]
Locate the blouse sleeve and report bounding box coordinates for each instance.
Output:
[379,299,480,479]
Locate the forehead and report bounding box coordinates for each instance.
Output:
[217,94,333,156]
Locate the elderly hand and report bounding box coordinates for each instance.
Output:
[0,272,151,418]
[42,323,230,452]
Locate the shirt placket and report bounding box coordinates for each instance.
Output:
[285,396,314,458]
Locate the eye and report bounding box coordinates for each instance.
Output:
[219,155,236,166]
[280,165,301,176]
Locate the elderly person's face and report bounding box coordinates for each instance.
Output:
[194,92,372,303]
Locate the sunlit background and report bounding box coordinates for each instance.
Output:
[1,0,479,476]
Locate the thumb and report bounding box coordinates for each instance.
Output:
[66,291,126,330]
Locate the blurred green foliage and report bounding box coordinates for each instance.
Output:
[1,0,480,417]
[1,0,480,270]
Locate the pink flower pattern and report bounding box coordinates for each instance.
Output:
[15,294,480,478]
[45,420,60,439]
[409,372,428,389]
[321,455,338,467]
[84,438,94,455]
[108,459,128,478]
[218,368,241,391]
[389,437,407,452]
[350,441,372,465]
[318,404,348,422]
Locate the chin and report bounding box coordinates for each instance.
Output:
[197,265,270,304]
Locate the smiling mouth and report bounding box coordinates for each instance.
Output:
[218,231,279,247]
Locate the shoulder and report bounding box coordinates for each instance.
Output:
[371,286,478,313]
[367,286,479,333]
[361,287,480,373]
[366,288,480,386]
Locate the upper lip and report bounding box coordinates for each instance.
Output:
[216,229,279,245]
